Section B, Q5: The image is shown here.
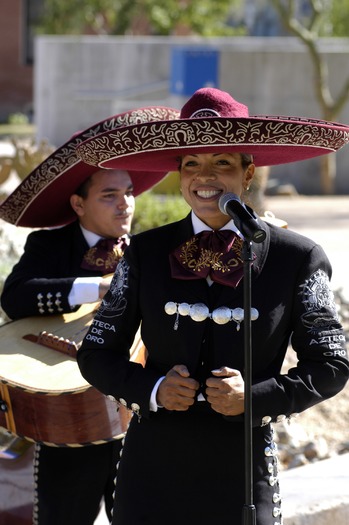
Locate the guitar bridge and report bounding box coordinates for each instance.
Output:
[23,331,79,357]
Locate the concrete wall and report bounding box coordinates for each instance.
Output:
[34,36,349,194]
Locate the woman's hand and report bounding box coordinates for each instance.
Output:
[157,365,199,411]
[205,367,245,416]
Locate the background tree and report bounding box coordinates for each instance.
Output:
[37,0,246,36]
[328,0,349,36]
[271,0,349,194]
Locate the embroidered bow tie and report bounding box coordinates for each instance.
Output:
[81,237,128,274]
[169,230,246,288]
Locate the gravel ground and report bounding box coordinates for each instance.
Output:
[280,348,349,455]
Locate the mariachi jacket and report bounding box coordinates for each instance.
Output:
[77,213,349,427]
[1,221,100,320]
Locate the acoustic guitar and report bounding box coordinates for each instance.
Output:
[0,301,145,447]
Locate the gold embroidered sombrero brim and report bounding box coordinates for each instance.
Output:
[76,114,349,172]
[0,107,179,227]
[75,88,349,172]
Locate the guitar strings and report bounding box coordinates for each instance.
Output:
[40,314,95,348]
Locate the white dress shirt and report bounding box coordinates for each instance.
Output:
[68,225,103,307]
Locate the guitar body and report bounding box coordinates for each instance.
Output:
[0,302,145,445]
[0,383,126,446]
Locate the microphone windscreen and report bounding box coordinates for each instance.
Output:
[218,193,241,215]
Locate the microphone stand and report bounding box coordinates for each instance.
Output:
[241,237,256,525]
[217,194,266,524]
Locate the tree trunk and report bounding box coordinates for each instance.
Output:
[320,153,336,195]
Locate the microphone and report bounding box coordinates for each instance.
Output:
[218,193,266,243]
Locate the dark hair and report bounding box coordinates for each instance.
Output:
[241,153,253,169]
[74,176,93,199]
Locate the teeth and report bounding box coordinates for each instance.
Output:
[196,190,220,199]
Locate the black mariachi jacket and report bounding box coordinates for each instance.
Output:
[1,221,101,320]
[77,214,349,427]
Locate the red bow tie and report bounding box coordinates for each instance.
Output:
[169,230,247,288]
[81,237,128,274]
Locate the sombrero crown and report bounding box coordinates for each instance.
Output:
[0,106,179,227]
[75,87,349,172]
[180,87,249,119]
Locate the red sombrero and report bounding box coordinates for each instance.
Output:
[75,87,349,172]
[0,106,179,227]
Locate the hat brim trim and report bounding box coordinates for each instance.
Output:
[0,158,169,227]
[76,116,349,171]
[0,107,179,227]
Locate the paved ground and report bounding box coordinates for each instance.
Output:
[282,452,349,524]
[264,195,349,297]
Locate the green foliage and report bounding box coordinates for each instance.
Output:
[271,0,349,38]
[8,113,29,125]
[329,0,349,36]
[132,192,190,234]
[0,123,35,137]
[152,171,181,194]
[35,0,349,38]
[142,0,245,36]
[297,0,349,37]
[37,0,246,36]
[37,0,119,34]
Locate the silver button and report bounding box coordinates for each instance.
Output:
[276,414,286,423]
[268,475,278,486]
[265,443,278,457]
[273,492,281,503]
[261,416,272,426]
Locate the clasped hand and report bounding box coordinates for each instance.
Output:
[157,365,244,416]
